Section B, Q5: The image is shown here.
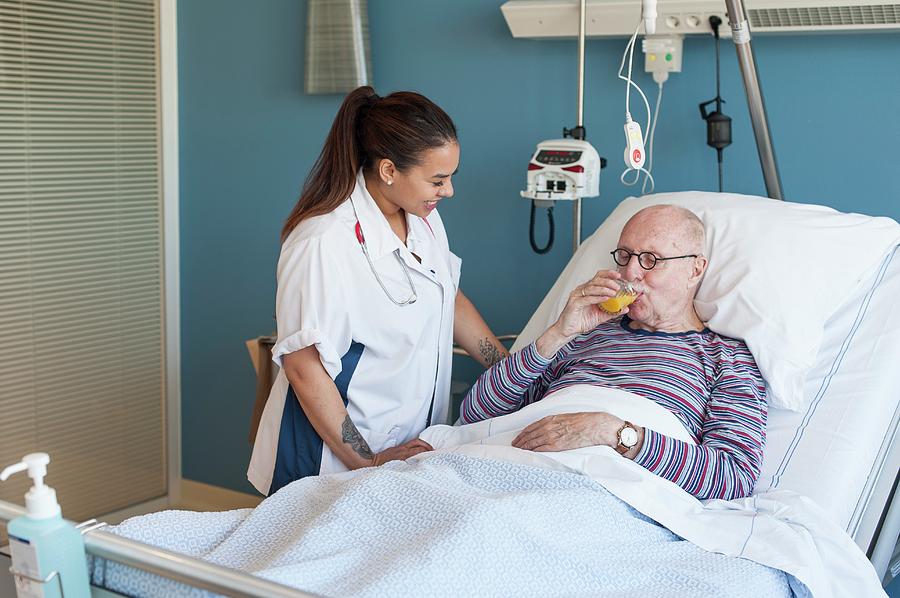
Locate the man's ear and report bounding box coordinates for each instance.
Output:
[689,255,708,288]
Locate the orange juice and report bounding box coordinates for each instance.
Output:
[600,281,638,314]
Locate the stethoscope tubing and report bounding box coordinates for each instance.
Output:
[352,209,418,306]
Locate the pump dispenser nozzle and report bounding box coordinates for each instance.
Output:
[1,453,61,520]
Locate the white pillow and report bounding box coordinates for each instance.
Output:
[512,191,900,411]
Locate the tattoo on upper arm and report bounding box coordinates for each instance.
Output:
[478,338,507,366]
[341,415,374,460]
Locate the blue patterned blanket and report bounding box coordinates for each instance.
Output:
[92,453,792,597]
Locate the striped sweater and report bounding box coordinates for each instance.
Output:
[460,316,767,500]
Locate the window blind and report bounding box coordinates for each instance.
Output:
[0,0,165,521]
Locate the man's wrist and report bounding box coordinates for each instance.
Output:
[601,415,624,447]
[535,324,574,359]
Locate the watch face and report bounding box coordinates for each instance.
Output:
[621,426,638,447]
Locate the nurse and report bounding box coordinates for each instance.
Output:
[248,86,507,495]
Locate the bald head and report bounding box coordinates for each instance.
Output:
[622,205,705,256]
[615,205,708,331]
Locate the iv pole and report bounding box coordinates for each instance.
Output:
[724,0,784,200]
[572,0,587,253]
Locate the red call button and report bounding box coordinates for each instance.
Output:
[633,149,642,163]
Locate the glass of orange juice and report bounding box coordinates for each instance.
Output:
[600,280,638,314]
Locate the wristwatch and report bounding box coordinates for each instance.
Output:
[615,421,639,455]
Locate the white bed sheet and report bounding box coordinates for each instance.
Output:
[756,245,900,533]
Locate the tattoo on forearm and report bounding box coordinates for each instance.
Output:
[478,338,507,366]
[341,415,374,460]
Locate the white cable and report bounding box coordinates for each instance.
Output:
[621,168,641,186]
[618,21,654,194]
[618,23,652,127]
[617,26,637,112]
[641,81,664,195]
[620,167,655,192]
[625,29,636,114]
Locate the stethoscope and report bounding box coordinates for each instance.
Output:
[351,200,419,306]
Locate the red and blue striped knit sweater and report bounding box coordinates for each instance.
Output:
[460,316,767,500]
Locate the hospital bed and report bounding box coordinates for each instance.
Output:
[508,192,900,588]
[2,195,899,597]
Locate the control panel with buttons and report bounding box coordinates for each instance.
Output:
[643,34,683,80]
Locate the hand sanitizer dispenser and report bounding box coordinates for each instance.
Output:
[1,453,89,598]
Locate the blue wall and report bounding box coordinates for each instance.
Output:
[177,0,900,495]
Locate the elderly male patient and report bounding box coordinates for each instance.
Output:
[460,205,766,501]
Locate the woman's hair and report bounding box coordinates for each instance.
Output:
[281,86,457,241]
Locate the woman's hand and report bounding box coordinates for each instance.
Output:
[371,438,434,467]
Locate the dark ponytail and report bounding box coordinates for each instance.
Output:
[282,86,457,241]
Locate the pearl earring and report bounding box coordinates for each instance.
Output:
[387,180,393,186]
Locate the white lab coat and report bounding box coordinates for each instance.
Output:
[247,171,461,495]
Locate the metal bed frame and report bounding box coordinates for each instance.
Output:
[0,501,317,598]
[855,406,900,586]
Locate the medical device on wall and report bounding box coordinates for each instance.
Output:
[522,0,665,255]
[501,0,900,39]
[523,136,610,251]
[502,0,787,201]
[643,35,683,82]
[1,453,90,597]
[637,34,682,194]
[522,139,602,202]
[520,0,608,255]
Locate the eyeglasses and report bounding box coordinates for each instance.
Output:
[611,248,698,271]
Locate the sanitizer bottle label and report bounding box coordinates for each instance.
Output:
[9,536,49,598]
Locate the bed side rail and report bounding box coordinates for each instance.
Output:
[1,500,319,598]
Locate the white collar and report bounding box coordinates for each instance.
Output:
[348,170,404,260]
[348,171,436,261]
